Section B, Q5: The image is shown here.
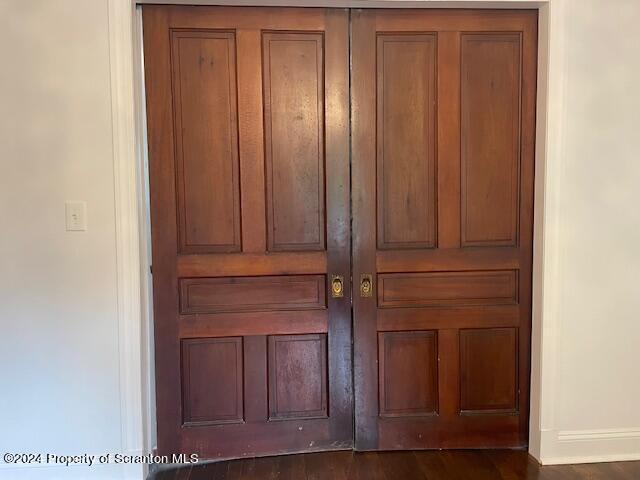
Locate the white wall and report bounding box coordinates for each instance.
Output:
[0,1,141,478]
[531,0,640,465]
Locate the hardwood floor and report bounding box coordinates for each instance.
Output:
[150,450,640,479]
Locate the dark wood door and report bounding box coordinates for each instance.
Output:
[143,6,351,458]
[352,9,537,449]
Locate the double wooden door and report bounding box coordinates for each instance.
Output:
[144,5,536,459]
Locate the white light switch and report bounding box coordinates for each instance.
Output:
[65,201,87,231]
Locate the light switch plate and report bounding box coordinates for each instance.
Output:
[65,201,87,231]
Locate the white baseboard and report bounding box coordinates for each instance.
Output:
[558,427,640,442]
[542,453,640,465]
[536,428,640,465]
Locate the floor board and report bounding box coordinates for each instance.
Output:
[150,450,640,480]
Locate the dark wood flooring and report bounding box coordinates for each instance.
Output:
[150,450,640,480]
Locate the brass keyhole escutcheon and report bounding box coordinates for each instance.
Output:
[331,275,344,298]
[360,274,373,297]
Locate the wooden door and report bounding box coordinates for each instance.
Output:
[143,6,351,458]
[352,9,537,449]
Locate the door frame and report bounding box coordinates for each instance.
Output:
[109,0,562,467]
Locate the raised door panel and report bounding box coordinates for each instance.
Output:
[378,270,518,308]
[460,328,518,413]
[171,31,241,253]
[378,331,438,417]
[461,34,522,247]
[181,337,244,425]
[376,34,437,250]
[268,334,328,420]
[179,275,326,314]
[263,33,326,252]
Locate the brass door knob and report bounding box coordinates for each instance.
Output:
[360,274,373,297]
[330,275,344,298]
